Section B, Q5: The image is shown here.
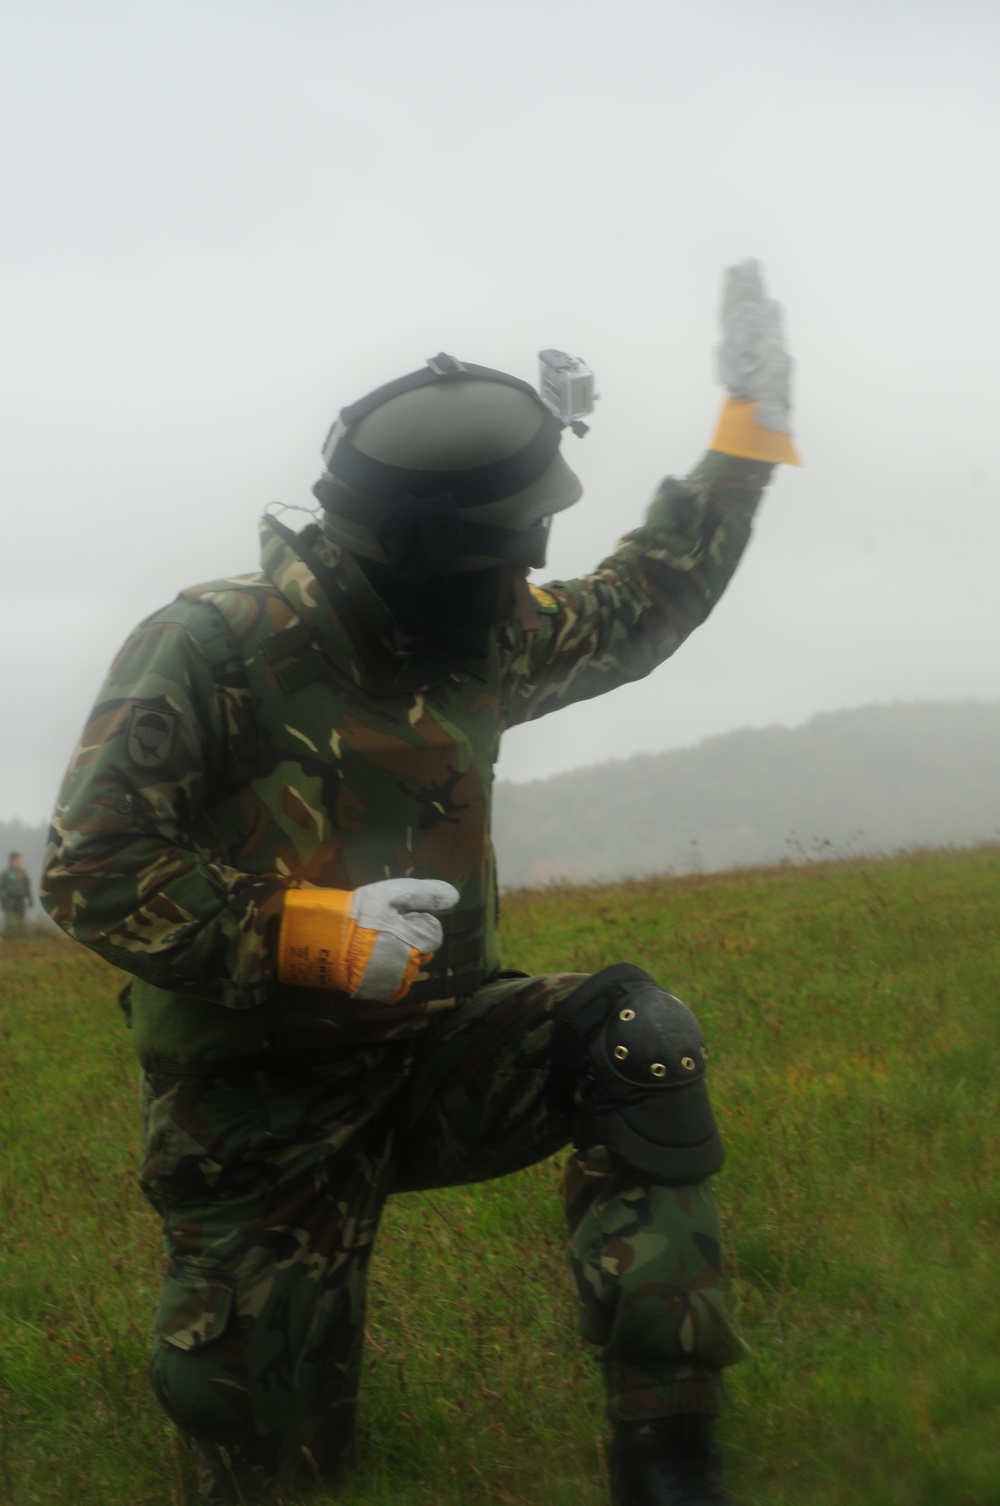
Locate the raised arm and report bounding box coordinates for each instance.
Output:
[501,259,799,727]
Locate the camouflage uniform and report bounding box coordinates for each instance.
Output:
[0,862,32,939]
[43,450,770,1500]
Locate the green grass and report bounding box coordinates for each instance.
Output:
[2,846,999,1504]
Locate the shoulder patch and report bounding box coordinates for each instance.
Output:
[126,705,179,769]
[528,584,561,615]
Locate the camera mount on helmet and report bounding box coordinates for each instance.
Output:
[537,349,596,436]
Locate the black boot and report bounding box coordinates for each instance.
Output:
[608,1414,732,1506]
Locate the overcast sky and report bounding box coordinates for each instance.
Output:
[3,0,999,823]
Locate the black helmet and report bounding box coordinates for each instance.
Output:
[314,354,582,583]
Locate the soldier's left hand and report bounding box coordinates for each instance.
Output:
[347,878,459,1001]
[278,877,460,1001]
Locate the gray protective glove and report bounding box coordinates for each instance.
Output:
[716,259,795,435]
[278,875,460,1001]
[710,259,800,463]
[349,878,460,1002]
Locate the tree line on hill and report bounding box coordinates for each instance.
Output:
[492,699,1000,885]
[5,700,998,905]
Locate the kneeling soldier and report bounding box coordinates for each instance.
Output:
[43,263,799,1504]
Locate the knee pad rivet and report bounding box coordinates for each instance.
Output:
[614,1045,629,1060]
[620,1008,636,1021]
[682,1056,696,1071]
[651,1062,667,1078]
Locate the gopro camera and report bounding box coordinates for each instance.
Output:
[538,349,596,435]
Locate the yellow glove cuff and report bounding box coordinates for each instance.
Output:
[277,888,376,992]
[710,397,802,466]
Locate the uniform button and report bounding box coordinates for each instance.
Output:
[116,799,132,814]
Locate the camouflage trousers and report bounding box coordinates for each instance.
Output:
[0,908,26,940]
[139,971,746,1501]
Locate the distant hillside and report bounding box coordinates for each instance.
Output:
[492,699,1000,886]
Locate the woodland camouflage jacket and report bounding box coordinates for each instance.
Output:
[42,451,772,1070]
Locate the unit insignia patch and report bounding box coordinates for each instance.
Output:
[528,585,561,615]
[126,706,179,769]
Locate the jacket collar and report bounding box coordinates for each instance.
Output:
[258,515,492,692]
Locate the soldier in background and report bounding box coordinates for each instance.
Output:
[0,851,33,939]
[42,264,799,1506]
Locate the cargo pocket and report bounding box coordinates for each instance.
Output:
[150,1267,248,1437]
[154,1265,235,1351]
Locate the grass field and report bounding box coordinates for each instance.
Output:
[1,846,999,1505]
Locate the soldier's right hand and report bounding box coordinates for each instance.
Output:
[277,877,460,1001]
[710,259,801,466]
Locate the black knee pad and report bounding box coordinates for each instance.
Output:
[550,963,724,1186]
